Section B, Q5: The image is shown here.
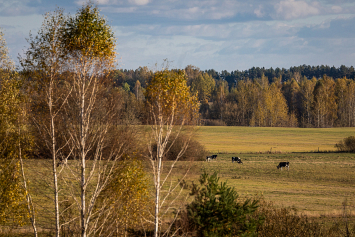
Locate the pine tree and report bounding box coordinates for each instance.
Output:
[186,172,263,237]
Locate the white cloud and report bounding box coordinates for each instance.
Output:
[2,0,355,70]
[128,0,149,6]
[274,0,320,20]
[96,0,111,4]
[0,0,38,16]
[133,0,245,20]
[187,7,200,14]
[254,5,265,18]
[102,6,137,13]
[331,5,342,13]
[79,0,149,6]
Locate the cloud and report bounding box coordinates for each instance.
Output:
[101,6,138,13]
[254,5,265,18]
[331,6,342,13]
[128,0,149,6]
[121,19,301,42]
[95,0,112,4]
[298,16,355,38]
[77,0,149,6]
[0,0,38,16]
[2,0,355,71]
[103,0,248,21]
[274,0,320,20]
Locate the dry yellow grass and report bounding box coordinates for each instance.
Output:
[19,126,355,233]
[194,126,355,153]
[192,152,355,216]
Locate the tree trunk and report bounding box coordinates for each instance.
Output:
[19,129,38,237]
[80,81,87,237]
[49,78,60,237]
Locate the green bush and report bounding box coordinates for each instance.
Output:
[335,136,355,152]
[174,172,263,237]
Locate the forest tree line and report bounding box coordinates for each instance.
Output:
[110,64,355,128]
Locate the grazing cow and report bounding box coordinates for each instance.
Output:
[232,157,243,164]
[277,162,289,171]
[206,155,217,162]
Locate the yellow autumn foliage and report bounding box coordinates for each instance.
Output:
[145,69,199,125]
[0,30,30,226]
[96,157,152,236]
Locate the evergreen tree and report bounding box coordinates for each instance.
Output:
[186,172,263,237]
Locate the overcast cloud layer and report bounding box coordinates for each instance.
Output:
[0,0,354,71]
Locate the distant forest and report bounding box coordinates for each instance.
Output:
[111,64,355,128]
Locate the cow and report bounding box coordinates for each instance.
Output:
[206,155,217,162]
[277,162,289,171]
[232,157,243,164]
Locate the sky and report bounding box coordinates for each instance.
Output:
[0,0,355,72]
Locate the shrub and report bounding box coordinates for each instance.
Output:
[174,172,263,236]
[152,133,208,161]
[167,134,207,161]
[253,199,325,237]
[95,157,153,236]
[202,119,227,126]
[335,136,355,152]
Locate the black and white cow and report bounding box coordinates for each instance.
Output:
[206,155,217,162]
[277,162,289,171]
[232,157,243,164]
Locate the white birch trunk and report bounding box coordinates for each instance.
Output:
[18,129,38,237]
[80,77,87,237]
[48,72,61,237]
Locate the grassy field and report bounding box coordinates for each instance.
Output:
[190,126,355,217]
[196,153,355,216]
[14,126,355,234]
[194,126,355,153]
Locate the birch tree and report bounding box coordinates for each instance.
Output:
[21,9,69,236]
[60,4,123,237]
[235,80,251,126]
[264,82,290,127]
[191,72,215,102]
[0,75,30,228]
[299,77,316,127]
[335,78,355,127]
[22,4,122,236]
[0,28,31,230]
[145,69,198,237]
[313,76,337,127]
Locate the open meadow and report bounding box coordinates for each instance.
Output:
[191,126,355,218]
[194,126,355,153]
[16,126,355,235]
